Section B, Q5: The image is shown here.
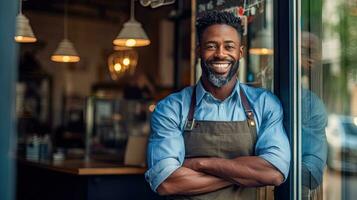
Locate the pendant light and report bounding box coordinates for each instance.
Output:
[249,29,274,55]
[14,0,37,43]
[108,46,138,80]
[51,0,80,63]
[113,0,150,47]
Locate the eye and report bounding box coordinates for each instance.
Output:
[205,43,217,50]
[225,44,236,50]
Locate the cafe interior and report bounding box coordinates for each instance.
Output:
[16,0,193,199]
[3,0,357,199]
[14,0,283,199]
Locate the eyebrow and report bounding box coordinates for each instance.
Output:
[204,40,237,45]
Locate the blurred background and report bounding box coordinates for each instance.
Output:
[0,0,357,200]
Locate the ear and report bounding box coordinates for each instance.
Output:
[239,45,244,58]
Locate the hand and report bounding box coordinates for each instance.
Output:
[183,158,206,171]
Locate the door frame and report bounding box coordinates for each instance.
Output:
[0,0,18,200]
[274,0,301,199]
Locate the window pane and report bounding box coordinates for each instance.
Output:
[247,0,274,91]
[299,0,357,199]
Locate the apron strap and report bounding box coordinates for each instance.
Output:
[184,85,197,131]
[185,83,256,131]
[187,85,197,122]
[239,87,256,127]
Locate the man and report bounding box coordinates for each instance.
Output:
[145,11,290,200]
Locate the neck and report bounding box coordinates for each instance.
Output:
[201,76,237,101]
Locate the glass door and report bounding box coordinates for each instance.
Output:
[298,0,357,199]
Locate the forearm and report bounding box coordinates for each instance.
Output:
[157,166,233,196]
[191,156,284,187]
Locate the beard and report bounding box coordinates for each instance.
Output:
[201,58,239,88]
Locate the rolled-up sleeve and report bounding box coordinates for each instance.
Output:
[145,98,185,192]
[255,92,291,181]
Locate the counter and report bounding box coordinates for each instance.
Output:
[17,159,163,200]
[17,158,147,175]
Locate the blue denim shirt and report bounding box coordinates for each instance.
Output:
[145,80,291,192]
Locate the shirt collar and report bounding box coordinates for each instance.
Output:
[195,78,241,106]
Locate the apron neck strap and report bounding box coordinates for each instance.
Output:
[239,87,252,115]
[187,85,197,121]
[186,83,256,127]
[239,87,256,127]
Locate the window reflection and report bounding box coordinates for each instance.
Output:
[247,0,274,91]
[300,0,357,199]
[300,31,328,199]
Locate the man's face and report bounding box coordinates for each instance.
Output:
[198,24,243,88]
[301,32,321,76]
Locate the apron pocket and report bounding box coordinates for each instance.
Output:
[184,132,220,157]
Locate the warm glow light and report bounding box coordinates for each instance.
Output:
[126,39,136,47]
[108,48,138,80]
[113,38,150,47]
[14,36,37,43]
[123,58,130,66]
[114,63,122,72]
[62,56,70,62]
[15,14,37,43]
[51,39,80,63]
[354,117,357,126]
[249,48,274,55]
[261,48,269,54]
[51,55,80,63]
[15,36,23,40]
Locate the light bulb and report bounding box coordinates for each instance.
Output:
[114,63,122,72]
[123,58,130,66]
[125,39,136,47]
[62,56,70,62]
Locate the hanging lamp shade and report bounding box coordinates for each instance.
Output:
[113,0,150,47]
[51,38,80,63]
[14,13,37,43]
[249,29,274,55]
[113,19,150,47]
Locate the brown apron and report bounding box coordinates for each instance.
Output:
[170,85,273,200]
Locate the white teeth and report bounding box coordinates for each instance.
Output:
[212,63,230,68]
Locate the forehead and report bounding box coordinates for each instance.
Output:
[201,24,240,43]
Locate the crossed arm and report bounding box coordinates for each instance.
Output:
[157,156,284,196]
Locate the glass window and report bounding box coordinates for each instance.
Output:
[299,0,357,199]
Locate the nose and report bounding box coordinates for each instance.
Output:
[214,45,226,59]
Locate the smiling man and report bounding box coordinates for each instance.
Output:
[145,11,290,200]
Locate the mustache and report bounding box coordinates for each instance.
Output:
[207,58,235,63]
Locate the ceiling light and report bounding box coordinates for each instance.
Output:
[113,0,150,47]
[108,48,138,80]
[51,1,80,63]
[249,29,274,55]
[51,39,80,63]
[14,0,37,43]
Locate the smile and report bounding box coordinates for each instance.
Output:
[209,62,232,74]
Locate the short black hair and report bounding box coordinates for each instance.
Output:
[196,10,243,45]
